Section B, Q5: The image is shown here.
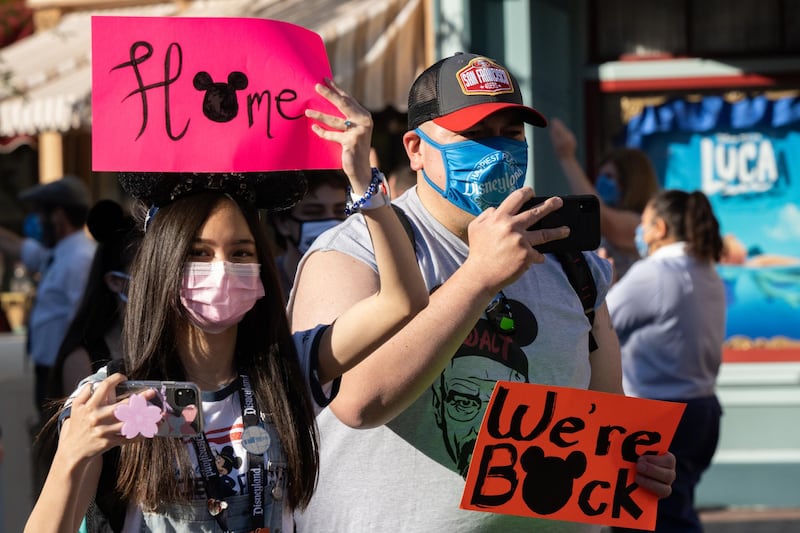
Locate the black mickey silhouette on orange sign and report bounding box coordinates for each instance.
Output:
[520,446,587,515]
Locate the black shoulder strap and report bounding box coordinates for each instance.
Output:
[391,205,598,352]
[94,450,125,532]
[391,204,417,249]
[554,251,598,352]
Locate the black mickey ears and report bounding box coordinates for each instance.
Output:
[193,71,249,122]
[117,171,310,211]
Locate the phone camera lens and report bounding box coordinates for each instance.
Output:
[176,388,196,407]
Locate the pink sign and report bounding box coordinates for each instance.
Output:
[92,16,341,172]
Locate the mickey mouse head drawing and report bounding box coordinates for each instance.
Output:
[193,71,249,122]
[520,446,587,515]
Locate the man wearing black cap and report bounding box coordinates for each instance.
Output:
[0,175,96,414]
[289,54,676,531]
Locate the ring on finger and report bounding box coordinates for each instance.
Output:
[344,119,354,130]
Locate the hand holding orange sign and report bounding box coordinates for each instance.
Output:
[460,382,685,531]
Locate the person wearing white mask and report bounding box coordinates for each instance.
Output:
[269,170,348,297]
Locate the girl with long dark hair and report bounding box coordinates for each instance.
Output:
[26,80,427,533]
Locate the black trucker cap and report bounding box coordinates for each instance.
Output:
[407,52,547,131]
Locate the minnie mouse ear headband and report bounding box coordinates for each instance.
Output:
[117,171,309,211]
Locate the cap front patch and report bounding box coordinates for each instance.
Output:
[455,58,514,96]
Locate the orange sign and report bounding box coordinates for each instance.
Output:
[460,382,685,530]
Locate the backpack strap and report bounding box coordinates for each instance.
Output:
[554,251,598,352]
[391,205,598,352]
[391,204,417,251]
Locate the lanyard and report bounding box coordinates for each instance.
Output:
[191,374,271,531]
[239,374,266,524]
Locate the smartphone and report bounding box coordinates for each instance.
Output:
[522,194,601,254]
[115,380,203,437]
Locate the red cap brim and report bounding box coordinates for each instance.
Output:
[432,102,548,131]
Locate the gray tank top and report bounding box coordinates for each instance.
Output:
[292,188,613,532]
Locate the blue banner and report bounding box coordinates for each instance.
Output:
[626,95,800,344]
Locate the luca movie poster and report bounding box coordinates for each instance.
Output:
[460,382,684,530]
[626,94,800,362]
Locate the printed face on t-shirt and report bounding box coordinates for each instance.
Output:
[433,355,527,478]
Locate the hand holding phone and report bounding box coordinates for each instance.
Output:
[522,194,601,254]
[114,380,203,438]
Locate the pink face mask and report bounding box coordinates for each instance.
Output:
[180,261,265,334]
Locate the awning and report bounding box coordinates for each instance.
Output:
[0,2,179,136]
[0,0,426,137]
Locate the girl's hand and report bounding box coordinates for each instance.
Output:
[57,373,136,463]
[305,78,374,196]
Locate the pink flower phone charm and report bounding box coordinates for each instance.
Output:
[114,392,164,438]
[113,380,204,437]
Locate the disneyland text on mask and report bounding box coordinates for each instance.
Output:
[460,382,685,530]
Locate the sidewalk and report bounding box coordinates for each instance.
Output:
[700,506,800,533]
[0,340,36,533]
[598,507,800,532]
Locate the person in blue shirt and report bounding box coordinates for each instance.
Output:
[607,189,725,533]
[0,175,97,415]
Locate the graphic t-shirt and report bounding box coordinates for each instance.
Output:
[122,380,287,533]
[69,325,332,533]
[291,189,613,532]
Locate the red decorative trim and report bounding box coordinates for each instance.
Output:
[598,74,791,93]
[0,135,37,153]
[723,347,800,363]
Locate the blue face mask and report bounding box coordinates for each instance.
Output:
[634,224,649,258]
[595,173,620,206]
[295,218,342,255]
[23,213,44,243]
[415,128,528,216]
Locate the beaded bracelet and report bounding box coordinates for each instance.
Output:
[344,168,391,216]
